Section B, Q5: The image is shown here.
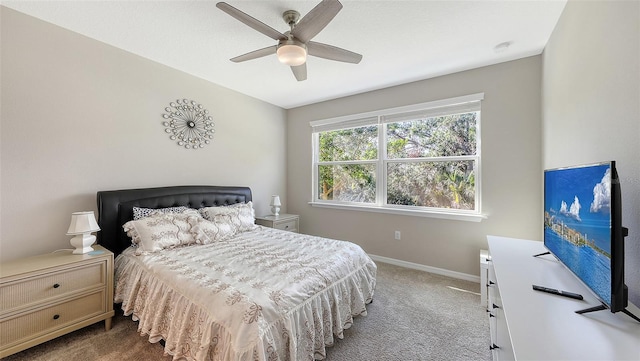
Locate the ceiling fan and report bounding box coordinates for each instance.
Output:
[216,0,362,81]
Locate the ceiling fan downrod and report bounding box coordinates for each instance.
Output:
[282,10,300,31]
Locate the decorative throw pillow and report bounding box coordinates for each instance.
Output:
[123,210,202,254]
[132,206,189,220]
[199,202,257,235]
[190,219,236,244]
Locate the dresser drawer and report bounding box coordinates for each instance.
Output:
[0,261,105,313]
[274,219,298,232]
[0,290,106,347]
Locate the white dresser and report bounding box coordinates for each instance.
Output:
[487,235,640,360]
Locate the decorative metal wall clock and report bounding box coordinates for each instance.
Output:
[162,99,215,149]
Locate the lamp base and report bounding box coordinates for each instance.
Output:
[271,205,280,216]
[70,234,96,254]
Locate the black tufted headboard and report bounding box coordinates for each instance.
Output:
[96,185,252,256]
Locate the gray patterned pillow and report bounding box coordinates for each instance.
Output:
[132,206,189,220]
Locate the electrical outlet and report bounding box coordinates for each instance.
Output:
[394,231,401,240]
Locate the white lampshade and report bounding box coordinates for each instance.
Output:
[67,211,100,234]
[270,195,282,207]
[67,211,100,254]
[270,195,281,216]
[277,43,307,66]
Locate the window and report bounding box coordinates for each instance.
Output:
[311,93,484,221]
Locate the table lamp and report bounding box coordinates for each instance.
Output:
[67,211,101,254]
[270,195,281,216]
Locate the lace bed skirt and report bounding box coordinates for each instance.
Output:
[114,227,377,361]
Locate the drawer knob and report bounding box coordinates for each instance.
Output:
[53,314,60,320]
[492,303,500,309]
[490,343,500,350]
[53,283,60,289]
[285,225,289,229]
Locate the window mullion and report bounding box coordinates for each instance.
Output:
[386,155,477,163]
[311,132,319,202]
[317,160,378,166]
[475,111,482,213]
[379,119,386,206]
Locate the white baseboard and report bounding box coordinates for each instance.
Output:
[368,254,480,283]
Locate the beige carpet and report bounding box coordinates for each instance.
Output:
[4,262,490,361]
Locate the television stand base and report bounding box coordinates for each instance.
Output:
[532,251,551,257]
[622,309,640,323]
[576,303,640,323]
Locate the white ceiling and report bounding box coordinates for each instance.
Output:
[2,0,567,109]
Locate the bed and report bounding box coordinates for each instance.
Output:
[96,185,376,361]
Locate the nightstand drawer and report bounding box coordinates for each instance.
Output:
[0,262,105,313]
[274,219,298,232]
[255,214,300,233]
[0,290,106,347]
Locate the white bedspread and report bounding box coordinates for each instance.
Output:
[114,226,377,361]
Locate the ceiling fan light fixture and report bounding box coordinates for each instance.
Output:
[218,0,362,80]
[277,40,307,66]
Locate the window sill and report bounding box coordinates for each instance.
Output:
[308,202,487,222]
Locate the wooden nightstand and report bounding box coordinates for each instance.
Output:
[0,245,115,358]
[255,214,299,233]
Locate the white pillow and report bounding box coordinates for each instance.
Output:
[123,210,202,254]
[190,219,236,244]
[199,202,257,235]
[132,206,189,220]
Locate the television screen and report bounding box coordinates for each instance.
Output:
[544,162,614,306]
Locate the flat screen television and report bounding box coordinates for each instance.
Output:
[543,161,638,322]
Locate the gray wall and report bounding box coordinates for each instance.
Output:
[0,7,287,261]
[542,0,640,305]
[287,56,543,278]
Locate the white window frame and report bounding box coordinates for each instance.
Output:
[310,93,486,222]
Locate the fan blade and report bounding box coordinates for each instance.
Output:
[291,63,307,81]
[217,2,286,41]
[291,0,342,43]
[307,41,362,64]
[230,46,277,63]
